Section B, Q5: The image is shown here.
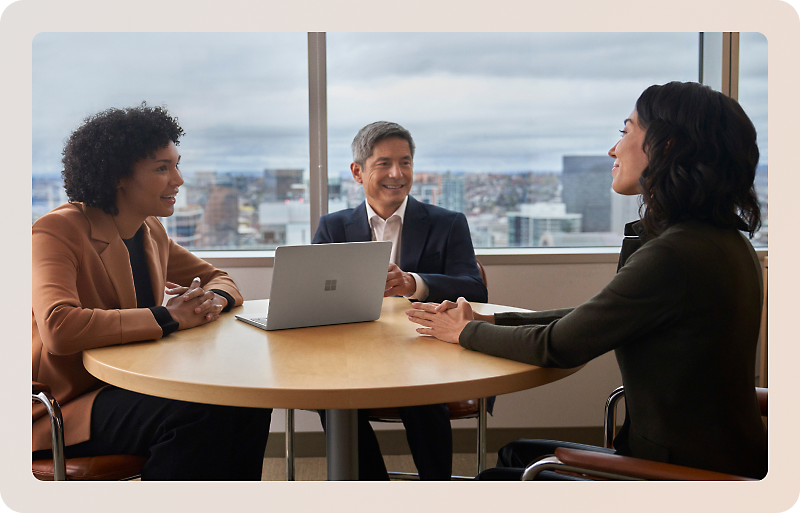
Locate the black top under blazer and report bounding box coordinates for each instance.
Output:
[312,196,488,304]
[459,220,767,479]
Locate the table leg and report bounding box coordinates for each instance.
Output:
[325,409,359,480]
[478,397,487,473]
[285,409,295,481]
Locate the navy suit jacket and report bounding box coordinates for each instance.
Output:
[315,196,495,413]
[312,196,487,304]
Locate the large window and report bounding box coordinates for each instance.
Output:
[327,33,699,248]
[738,32,768,247]
[32,32,309,249]
[32,32,768,250]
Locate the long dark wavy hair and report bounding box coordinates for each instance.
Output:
[62,102,185,216]
[635,82,761,238]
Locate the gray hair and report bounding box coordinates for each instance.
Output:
[351,121,415,166]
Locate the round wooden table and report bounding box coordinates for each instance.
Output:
[83,297,582,479]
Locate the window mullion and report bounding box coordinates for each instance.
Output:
[700,32,739,99]
[308,32,328,237]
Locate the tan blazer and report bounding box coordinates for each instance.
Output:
[32,203,243,452]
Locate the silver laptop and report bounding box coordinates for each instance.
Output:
[235,241,392,330]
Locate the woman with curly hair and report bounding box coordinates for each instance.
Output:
[407,82,767,480]
[32,103,272,480]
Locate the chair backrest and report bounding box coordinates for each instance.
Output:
[604,386,767,450]
[476,259,488,288]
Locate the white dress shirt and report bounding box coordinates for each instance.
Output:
[365,197,430,301]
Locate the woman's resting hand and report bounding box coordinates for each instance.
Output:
[406,297,478,344]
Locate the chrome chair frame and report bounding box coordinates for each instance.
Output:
[604,385,626,448]
[523,385,765,481]
[32,387,66,481]
[32,383,144,481]
[521,454,642,481]
[521,386,632,483]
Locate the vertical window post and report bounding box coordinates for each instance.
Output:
[699,32,739,99]
[725,32,740,100]
[308,32,328,237]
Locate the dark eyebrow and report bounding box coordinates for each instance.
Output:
[373,154,412,162]
[156,155,180,163]
[623,118,632,125]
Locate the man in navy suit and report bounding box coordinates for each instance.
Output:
[312,121,488,480]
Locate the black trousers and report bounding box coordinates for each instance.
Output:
[476,439,615,481]
[32,386,273,480]
[320,403,453,480]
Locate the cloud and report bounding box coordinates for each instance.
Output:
[32,32,768,174]
[326,32,699,81]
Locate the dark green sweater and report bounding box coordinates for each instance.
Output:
[459,221,767,479]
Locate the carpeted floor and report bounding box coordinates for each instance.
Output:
[261,453,499,481]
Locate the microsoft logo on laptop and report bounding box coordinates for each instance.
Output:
[324,279,337,291]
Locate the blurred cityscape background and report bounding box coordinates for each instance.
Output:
[32,159,768,249]
[32,32,768,250]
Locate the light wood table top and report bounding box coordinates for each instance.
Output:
[83,297,582,410]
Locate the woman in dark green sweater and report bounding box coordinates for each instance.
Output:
[407,81,767,480]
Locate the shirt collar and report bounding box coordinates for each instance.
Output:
[365,196,409,225]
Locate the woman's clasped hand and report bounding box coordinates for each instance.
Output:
[165,277,228,328]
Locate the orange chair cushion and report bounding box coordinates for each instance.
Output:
[32,455,147,481]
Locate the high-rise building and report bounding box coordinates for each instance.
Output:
[441,172,465,213]
[507,203,582,247]
[410,172,441,205]
[328,174,342,200]
[413,183,439,205]
[258,200,311,247]
[467,213,509,248]
[610,192,641,234]
[263,169,304,201]
[562,156,614,232]
[159,185,203,247]
[199,187,240,248]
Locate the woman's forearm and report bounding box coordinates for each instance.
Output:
[473,311,495,324]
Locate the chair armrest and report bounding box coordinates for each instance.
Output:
[32,379,67,480]
[33,381,52,395]
[755,387,767,417]
[604,386,625,448]
[554,448,754,481]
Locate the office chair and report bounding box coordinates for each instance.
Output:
[32,382,146,481]
[523,259,769,482]
[285,259,491,481]
[521,386,767,481]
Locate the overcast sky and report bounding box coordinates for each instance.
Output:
[32,32,767,177]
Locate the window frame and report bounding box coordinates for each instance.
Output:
[310,32,762,256]
[70,31,764,260]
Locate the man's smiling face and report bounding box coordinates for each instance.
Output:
[351,136,414,220]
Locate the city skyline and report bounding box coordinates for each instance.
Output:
[31,31,769,250]
[33,160,769,249]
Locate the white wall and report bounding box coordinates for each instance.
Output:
[220,260,625,433]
